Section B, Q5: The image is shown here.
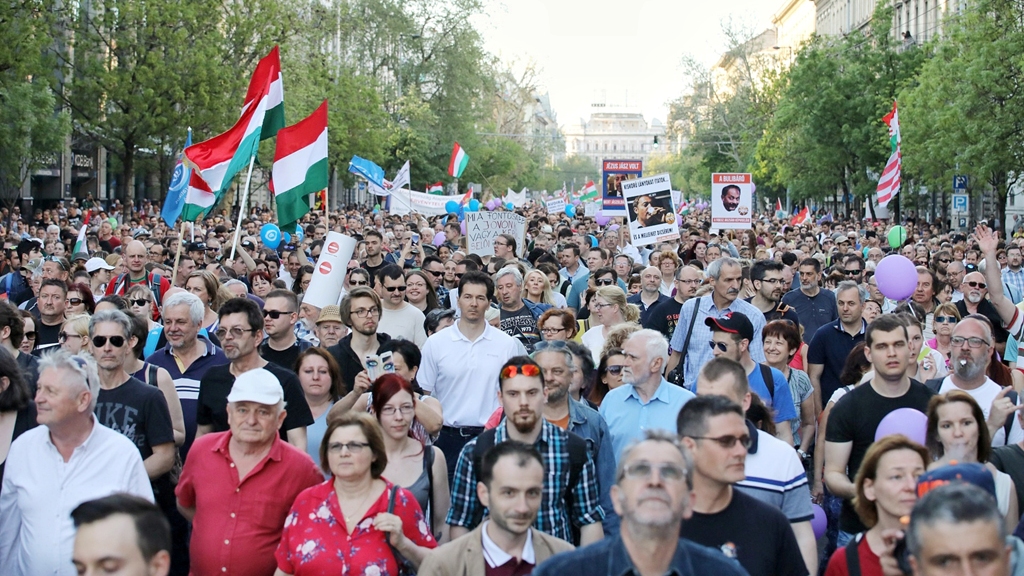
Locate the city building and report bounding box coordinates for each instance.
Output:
[562,105,669,168]
[813,0,962,44]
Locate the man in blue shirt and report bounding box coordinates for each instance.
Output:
[600,329,695,463]
[807,280,868,410]
[781,257,838,343]
[533,430,747,576]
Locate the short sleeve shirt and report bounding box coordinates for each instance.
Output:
[196,362,313,439]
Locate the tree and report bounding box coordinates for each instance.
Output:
[900,0,1024,229]
[0,82,70,205]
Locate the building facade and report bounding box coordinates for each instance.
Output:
[813,0,962,44]
[562,106,668,167]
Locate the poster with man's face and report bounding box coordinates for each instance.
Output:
[622,173,678,247]
[711,173,753,230]
[602,159,642,214]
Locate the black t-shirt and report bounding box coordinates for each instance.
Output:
[33,319,62,356]
[990,444,1024,518]
[16,351,39,395]
[679,489,808,576]
[825,380,934,532]
[95,376,175,460]
[362,259,387,287]
[195,362,313,439]
[643,297,685,340]
[500,305,540,350]
[258,339,311,373]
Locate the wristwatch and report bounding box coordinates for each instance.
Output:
[796,448,810,460]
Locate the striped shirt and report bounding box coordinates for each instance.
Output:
[736,421,814,522]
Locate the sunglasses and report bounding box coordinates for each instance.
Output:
[843,269,862,275]
[500,364,541,379]
[606,365,624,375]
[384,285,407,292]
[689,434,753,449]
[939,258,952,264]
[23,331,36,339]
[91,335,126,348]
[58,332,82,342]
[964,281,987,289]
[708,340,729,352]
[595,278,615,286]
[350,280,368,286]
[66,298,83,306]
[263,310,293,319]
[934,315,958,324]
[424,269,443,277]
[130,299,151,307]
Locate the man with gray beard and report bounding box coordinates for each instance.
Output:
[956,270,1011,353]
[931,315,1024,447]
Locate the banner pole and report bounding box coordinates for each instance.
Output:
[229,155,256,262]
[171,221,186,286]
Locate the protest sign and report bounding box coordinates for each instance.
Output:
[546,197,566,215]
[602,159,642,214]
[711,173,753,229]
[622,173,678,247]
[466,211,527,257]
[584,201,601,217]
[304,232,356,308]
[388,189,463,216]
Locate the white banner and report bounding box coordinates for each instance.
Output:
[466,212,527,257]
[388,189,464,216]
[503,188,528,208]
[622,173,679,247]
[546,197,566,215]
[304,232,356,309]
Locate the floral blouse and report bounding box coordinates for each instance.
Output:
[275,479,437,576]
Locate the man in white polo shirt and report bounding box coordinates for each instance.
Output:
[419,271,527,482]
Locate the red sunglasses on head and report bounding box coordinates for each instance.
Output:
[500,364,541,380]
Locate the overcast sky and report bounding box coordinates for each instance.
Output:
[475,0,779,127]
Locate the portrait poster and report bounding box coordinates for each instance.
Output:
[711,173,753,229]
[622,173,678,247]
[602,159,643,214]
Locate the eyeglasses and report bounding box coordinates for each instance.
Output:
[130,299,151,307]
[215,327,257,340]
[964,281,987,289]
[606,365,624,375]
[951,336,990,349]
[45,256,67,270]
[58,332,83,342]
[263,309,293,319]
[689,434,752,449]
[380,404,414,416]
[594,278,615,286]
[621,461,687,482]
[351,307,380,318]
[66,298,83,306]
[676,278,701,285]
[500,364,541,379]
[384,285,407,292]
[327,441,370,454]
[708,340,729,352]
[91,335,126,348]
[592,302,614,310]
[758,278,784,285]
[934,316,958,324]
[540,327,566,335]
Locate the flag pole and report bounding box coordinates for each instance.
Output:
[171,221,186,286]
[230,155,256,262]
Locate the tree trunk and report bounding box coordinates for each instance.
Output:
[993,171,1008,235]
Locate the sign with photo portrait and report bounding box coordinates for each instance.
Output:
[621,173,678,247]
[602,159,643,214]
[711,173,753,230]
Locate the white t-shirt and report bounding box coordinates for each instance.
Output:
[938,376,1024,446]
[378,303,427,347]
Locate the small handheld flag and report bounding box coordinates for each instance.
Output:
[448,142,469,178]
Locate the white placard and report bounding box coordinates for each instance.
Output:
[711,173,753,229]
[388,189,464,216]
[584,202,600,217]
[546,197,566,215]
[466,211,527,257]
[621,172,679,247]
[303,232,356,309]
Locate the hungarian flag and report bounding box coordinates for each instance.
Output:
[791,206,810,226]
[448,142,469,178]
[426,182,443,194]
[775,198,782,212]
[244,46,285,141]
[678,199,690,215]
[271,100,328,233]
[184,66,272,217]
[72,211,90,254]
[579,180,598,202]
[458,187,473,207]
[876,101,901,208]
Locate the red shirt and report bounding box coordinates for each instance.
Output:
[824,537,884,576]
[175,431,323,576]
[275,479,437,576]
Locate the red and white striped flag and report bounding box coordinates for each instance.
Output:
[876,102,901,208]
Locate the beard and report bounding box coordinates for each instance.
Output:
[510,410,540,434]
[967,292,983,304]
[953,355,986,380]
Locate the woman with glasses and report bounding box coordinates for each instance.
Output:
[18,311,36,356]
[291,265,314,297]
[295,348,344,470]
[762,320,815,455]
[275,412,437,576]
[925,391,1017,523]
[581,286,640,364]
[823,435,929,576]
[372,374,450,544]
[59,314,90,354]
[926,303,961,370]
[64,282,95,317]
[589,348,627,407]
[658,250,680,296]
[537,308,578,342]
[248,270,274,300]
[404,270,438,314]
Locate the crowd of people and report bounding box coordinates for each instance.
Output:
[1,195,1024,576]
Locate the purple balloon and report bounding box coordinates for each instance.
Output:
[432,232,445,247]
[595,214,611,227]
[875,408,928,445]
[811,504,827,540]
[875,255,918,301]
[460,221,466,235]
[485,199,497,211]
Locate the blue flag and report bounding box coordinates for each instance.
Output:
[161,129,192,228]
[348,155,386,189]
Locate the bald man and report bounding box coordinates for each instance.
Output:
[627,266,669,325]
[105,240,172,320]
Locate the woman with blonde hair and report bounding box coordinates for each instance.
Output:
[59,314,91,354]
[185,270,227,330]
[523,269,561,308]
[581,286,640,363]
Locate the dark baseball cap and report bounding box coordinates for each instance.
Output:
[917,462,996,500]
[704,311,754,341]
[187,242,208,252]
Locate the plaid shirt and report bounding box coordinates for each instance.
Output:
[669,294,766,390]
[1005,267,1024,304]
[446,420,604,541]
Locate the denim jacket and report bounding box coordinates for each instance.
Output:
[568,397,620,537]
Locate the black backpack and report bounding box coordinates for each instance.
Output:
[925,376,1018,440]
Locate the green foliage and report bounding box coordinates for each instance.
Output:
[0,82,70,203]
[646,149,711,199]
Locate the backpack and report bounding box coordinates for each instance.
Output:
[925,376,1018,441]
[113,272,164,310]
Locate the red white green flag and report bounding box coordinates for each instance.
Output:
[271,100,328,233]
[73,211,90,254]
[579,180,598,202]
[448,142,469,178]
[244,46,285,141]
[876,101,901,208]
[426,182,444,194]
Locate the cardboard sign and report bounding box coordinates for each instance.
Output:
[466,211,527,257]
[303,232,356,309]
[546,197,566,215]
[711,173,753,230]
[621,173,679,247]
[602,159,643,214]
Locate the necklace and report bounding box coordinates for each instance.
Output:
[338,483,375,521]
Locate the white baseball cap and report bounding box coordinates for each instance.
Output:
[226,368,283,405]
[85,257,115,273]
